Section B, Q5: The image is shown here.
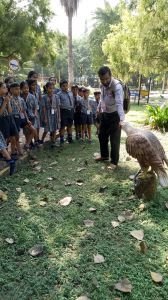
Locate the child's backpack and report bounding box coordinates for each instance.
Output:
[118,80,131,114]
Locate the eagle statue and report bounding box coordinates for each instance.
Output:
[122,122,168,188]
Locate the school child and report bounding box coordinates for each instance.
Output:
[27,71,41,100]
[49,77,60,94]
[20,81,39,148]
[41,82,61,144]
[57,80,74,144]
[0,82,18,158]
[80,88,93,143]
[78,87,85,98]
[40,82,60,146]
[9,82,24,156]
[90,91,101,134]
[71,85,82,140]
[0,130,15,175]
[27,71,42,137]
[28,79,41,141]
[4,76,14,91]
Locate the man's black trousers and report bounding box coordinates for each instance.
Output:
[98,112,121,165]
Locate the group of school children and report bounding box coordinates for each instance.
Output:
[0,71,101,175]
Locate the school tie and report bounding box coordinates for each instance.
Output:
[74,96,77,106]
[68,93,72,107]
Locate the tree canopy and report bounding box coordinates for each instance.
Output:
[0,0,66,68]
[102,0,168,79]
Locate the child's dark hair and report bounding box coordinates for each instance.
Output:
[45,82,53,89]
[27,79,36,87]
[0,82,5,88]
[20,81,28,89]
[4,76,13,85]
[10,82,20,89]
[98,66,111,77]
[27,70,38,79]
[71,84,78,89]
[60,80,68,88]
[49,77,56,81]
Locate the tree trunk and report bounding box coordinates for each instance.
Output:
[68,13,74,86]
[161,72,166,94]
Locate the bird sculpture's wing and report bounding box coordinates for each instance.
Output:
[126,133,153,165]
[142,130,168,166]
[126,133,168,187]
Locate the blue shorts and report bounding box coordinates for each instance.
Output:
[81,113,93,125]
[74,112,82,126]
[61,109,74,128]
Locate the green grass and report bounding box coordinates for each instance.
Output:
[0,104,168,300]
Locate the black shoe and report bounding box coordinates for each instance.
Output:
[11,153,19,160]
[60,138,64,144]
[9,160,16,175]
[5,159,16,175]
[38,140,44,145]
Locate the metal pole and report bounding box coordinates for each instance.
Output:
[138,74,142,105]
[147,77,152,103]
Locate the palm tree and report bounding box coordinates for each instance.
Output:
[60,0,80,85]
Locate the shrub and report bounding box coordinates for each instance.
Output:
[145,104,168,132]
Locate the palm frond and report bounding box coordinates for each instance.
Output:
[60,0,80,16]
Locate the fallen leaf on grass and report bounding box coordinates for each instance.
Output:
[93,152,100,157]
[28,244,43,257]
[118,215,125,223]
[47,177,53,181]
[76,182,83,186]
[84,220,94,227]
[165,202,168,209]
[89,207,97,213]
[122,210,135,221]
[31,161,39,167]
[150,272,163,283]
[5,238,14,244]
[16,187,21,193]
[39,201,47,207]
[23,178,29,183]
[50,161,58,166]
[76,296,90,300]
[139,203,145,211]
[128,195,135,200]
[64,182,73,186]
[111,221,120,228]
[94,254,105,264]
[114,278,132,293]
[99,186,108,193]
[139,241,147,254]
[130,229,144,241]
[59,196,72,206]
[77,167,86,172]
[0,190,8,201]
[34,165,42,172]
